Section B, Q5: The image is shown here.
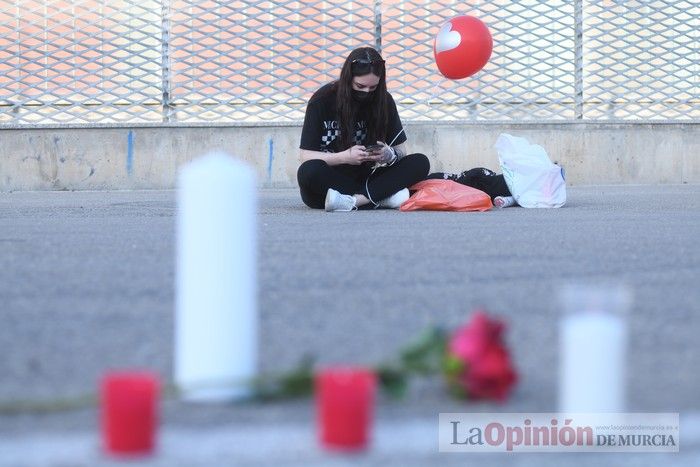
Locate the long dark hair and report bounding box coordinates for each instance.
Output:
[334,47,389,151]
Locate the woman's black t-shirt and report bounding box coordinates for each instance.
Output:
[299,82,407,153]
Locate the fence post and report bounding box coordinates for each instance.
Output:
[374,0,382,54]
[161,0,172,123]
[574,0,583,119]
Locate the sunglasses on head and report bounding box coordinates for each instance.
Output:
[351,58,385,74]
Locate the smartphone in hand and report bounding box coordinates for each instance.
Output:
[364,144,383,153]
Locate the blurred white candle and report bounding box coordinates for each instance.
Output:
[559,284,630,413]
[175,152,257,402]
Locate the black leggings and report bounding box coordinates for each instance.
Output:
[297,153,430,209]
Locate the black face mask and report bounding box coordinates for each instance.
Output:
[352,89,374,103]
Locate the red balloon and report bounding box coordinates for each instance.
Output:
[434,15,493,80]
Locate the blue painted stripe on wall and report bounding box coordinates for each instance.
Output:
[127,130,134,175]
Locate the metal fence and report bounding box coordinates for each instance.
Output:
[0,0,698,126]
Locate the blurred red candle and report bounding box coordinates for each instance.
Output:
[316,367,376,451]
[101,371,159,456]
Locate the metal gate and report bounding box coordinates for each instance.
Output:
[0,0,697,125]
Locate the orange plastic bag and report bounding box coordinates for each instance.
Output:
[400,179,493,212]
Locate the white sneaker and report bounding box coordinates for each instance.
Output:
[325,188,357,212]
[493,196,517,208]
[378,188,409,209]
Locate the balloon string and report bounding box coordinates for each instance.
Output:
[429,76,445,117]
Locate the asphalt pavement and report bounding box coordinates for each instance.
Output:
[0,185,698,466]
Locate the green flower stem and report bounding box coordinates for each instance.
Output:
[0,327,454,413]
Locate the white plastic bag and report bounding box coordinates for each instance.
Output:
[495,133,566,208]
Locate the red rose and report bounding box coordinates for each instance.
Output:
[448,311,504,361]
[446,311,518,401]
[462,343,517,401]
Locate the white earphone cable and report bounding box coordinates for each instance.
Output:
[364,128,405,207]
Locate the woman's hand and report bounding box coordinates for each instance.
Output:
[374,141,398,165]
[344,145,381,165]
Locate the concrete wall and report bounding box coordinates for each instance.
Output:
[0,123,698,191]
